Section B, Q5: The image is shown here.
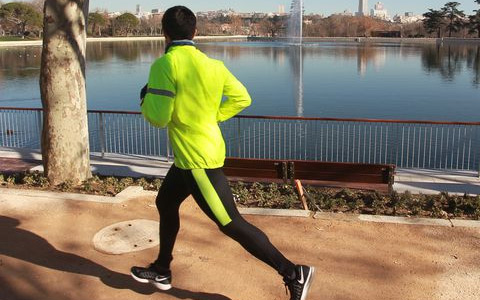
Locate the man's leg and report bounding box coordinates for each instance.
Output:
[155,165,191,270]
[187,167,315,300]
[186,167,296,280]
[131,165,191,290]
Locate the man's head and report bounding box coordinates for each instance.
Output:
[162,6,197,41]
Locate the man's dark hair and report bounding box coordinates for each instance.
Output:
[162,6,196,40]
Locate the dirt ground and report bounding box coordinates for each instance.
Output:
[1,192,480,300]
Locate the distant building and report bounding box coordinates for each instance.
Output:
[150,9,163,22]
[337,9,353,17]
[278,5,285,15]
[218,9,236,17]
[107,12,121,18]
[134,4,151,19]
[393,12,424,23]
[356,0,368,16]
[374,2,384,10]
[371,2,389,20]
[371,30,401,37]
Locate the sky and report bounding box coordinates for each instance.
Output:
[87,0,479,16]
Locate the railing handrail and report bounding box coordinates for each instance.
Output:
[2,106,480,126]
[233,115,480,126]
[0,107,43,112]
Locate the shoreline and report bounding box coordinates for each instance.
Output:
[1,36,479,47]
[0,35,248,47]
[248,36,480,44]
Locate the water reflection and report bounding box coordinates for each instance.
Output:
[356,46,386,76]
[0,41,479,118]
[2,41,478,83]
[199,42,288,63]
[470,47,480,86]
[87,40,165,62]
[289,45,304,116]
[0,47,41,78]
[421,44,480,87]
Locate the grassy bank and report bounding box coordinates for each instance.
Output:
[0,36,40,42]
[1,171,479,220]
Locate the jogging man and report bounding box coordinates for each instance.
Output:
[130,6,314,300]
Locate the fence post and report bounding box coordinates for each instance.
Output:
[237,117,241,157]
[99,113,105,158]
[474,127,480,178]
[36,110,42,149]
[166,129,171,161]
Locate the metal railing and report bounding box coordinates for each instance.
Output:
[0,107,43,149]
[88,110,171,159]
[1,107,480,175]
[229,116,480,173]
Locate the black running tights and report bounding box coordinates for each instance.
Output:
[154,165,296,280]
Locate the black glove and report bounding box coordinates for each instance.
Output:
[140,84,147,106]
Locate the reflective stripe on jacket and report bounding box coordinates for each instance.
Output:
[141,44,251,169]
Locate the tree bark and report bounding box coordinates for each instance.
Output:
[40,0,91,185]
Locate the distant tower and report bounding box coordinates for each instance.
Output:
[136,4,141,14]
[374,2,384,10]
[278,5,285,14]
[357,0,368,16]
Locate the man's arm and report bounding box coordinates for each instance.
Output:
[141,59,176,128]
[217,66,252,123]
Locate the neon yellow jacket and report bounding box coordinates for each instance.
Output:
[141,44,251,169]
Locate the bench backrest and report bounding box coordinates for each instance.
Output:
[223,157,395,192]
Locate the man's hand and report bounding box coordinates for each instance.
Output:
[140,84,148,106]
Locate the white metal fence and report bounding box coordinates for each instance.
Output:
[1,107,480,174]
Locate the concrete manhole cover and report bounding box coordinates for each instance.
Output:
[93,219,159,254]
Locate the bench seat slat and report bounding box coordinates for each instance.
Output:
[223,157,395,192]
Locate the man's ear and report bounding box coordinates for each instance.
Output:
[164,33,171,44]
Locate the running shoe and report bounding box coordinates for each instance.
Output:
[130,264,172,290]
[285,265,315,300]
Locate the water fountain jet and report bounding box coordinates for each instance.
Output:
[287,0,304,116]
[288,0,303,45]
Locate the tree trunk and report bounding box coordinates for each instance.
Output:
[40,0,91,185]
[21,22,26,36]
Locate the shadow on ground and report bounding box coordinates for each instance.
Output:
[0,215,231,300]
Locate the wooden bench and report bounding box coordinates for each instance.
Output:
[223,157,395,193]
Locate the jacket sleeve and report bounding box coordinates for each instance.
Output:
[217,65,252,123]
[141,58,176,128]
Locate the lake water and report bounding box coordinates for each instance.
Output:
[0,39,479,121]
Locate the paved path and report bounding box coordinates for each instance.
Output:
[1,147,479,195]
[1,147,480,299]
[1,186,479,300]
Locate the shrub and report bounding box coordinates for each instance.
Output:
[58,180,74,192]
[1,170,479,220]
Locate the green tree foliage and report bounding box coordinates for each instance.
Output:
[469,10,480,37]
[88,12,106,36]
[29,0,45,13]
[0,2,42,36]
[442,2,466,37]
[114,12,139,36]
[423,9,447,38]
[472,0,480,37]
